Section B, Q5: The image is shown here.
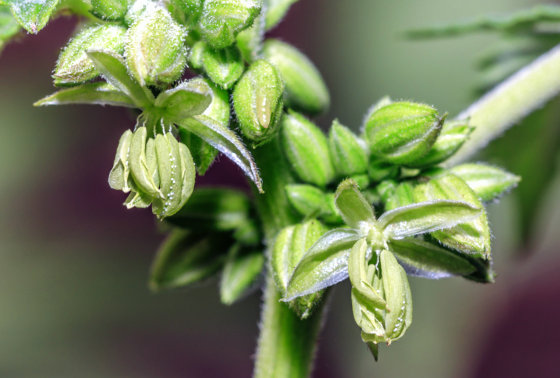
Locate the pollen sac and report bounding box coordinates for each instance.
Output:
[108,129,134,192]
[91,0,129,21]
[349,242,412,347]
[271,219,328,319]
[364,101,444,165]
[328,119,368,177]
[233,59,284,144]
[125,6,187,87]
[262,39,329,114]
[406,120,474,168]
[53,24,126,86]
[198,0,262,49]
[201,43,244,89]
[280,111,335,187]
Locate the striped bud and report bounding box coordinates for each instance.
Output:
[198,0,262,49]
[407,120,474,168]
[281,111,335,187]
[414,174,491,257]
[384,182,415,211]
[271,219,328,319]
[91,0,129,21]
[201,44,244,89]
[53,24,126,86]
[368,160,398,182]
[125,6,187,87]
[329,119,368,177]
[365,101,444,165]
[264,0,298,30]
[233,60,284,144]
[262,39,329,114]
[449,163,520,202]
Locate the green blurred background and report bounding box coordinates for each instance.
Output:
[1,0,560,377]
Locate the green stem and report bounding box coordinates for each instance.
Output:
[252,137,325,378]
[446,43,560,165]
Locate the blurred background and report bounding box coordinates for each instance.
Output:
[1,0,560,377]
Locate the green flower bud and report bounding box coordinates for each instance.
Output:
[285,184,326,218]
[91,0,129,21]
[262,39,330,114]
[362,96,392,128]
[108,129,133,192]
[271,219,328,319]
[280,111,335,187]
[406,120,474,168]
[414,174,491,257]
[152,133,196,218]
[449,163,520,202]
[350,174,370,189]
[236,11,264,62]
[53,24,126,86]
[364,101,444,165]
[233,59,284,144]
[384,182,415,211]
[368,159,398,182]
[201,44,244,89]
[198,0,262,49]
[329,119,368,177]
[264,0,298,30]
[126,6,187,87]
[349,241,412,346]
[167,0,202,26]
[187,41,205,70]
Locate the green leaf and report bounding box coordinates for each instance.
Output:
[176,115,263,192]
[0,5,20,53]
[284,228,360,300]
[220,244,264,305]
[378,200,481,240]
[155,79,213,122]
[407,5,560,39]
[5,0,59,34]
[388,238,477,279]
[334,179,375,228]
[449,163,520,202]
[149,229,231,291]
[87,49,154,108]
[34,82,136,108]
[166,188,250,231]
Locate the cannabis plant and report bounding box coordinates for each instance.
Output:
[2,0,560,376]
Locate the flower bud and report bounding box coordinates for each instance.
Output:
[264,0,298,30]
[187,41,205,70]
[91,0,129,21]
[368,159,398,182]
[236,12,264,62]
[271,219,328,319]
[53,24,126,86]
[262,39,329,114]
[233,60,284,144]
[329,119,368,177]
[449,163,520,202]
[198,0,262,49]
[125,6,187,87]
[364,101,444,165]
[384,182,415,211]
[280,111,335,187]
[414,174,491,257]
[406,120,474,168]
[201,44,244,89]
[167,0,202,26]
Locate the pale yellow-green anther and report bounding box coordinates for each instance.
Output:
[407,120,474,168]
[449,163,520,202]
[262,39,330,114]
[414,174,491,257]
[329,119,368,177]
[365,101,444,165]
[125,6,187,87]
[198,0,262,49]
[350,243,412,346]
[281,111,335,187]
[129,126,162,198]
[109,129,133,192]
[233,59,284,144]
[91,0,129,21]
[201,44,244,89]
[271,219,328,319]
[53,24,127,86]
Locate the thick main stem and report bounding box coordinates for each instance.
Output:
[446,43,560,165]
[252,137,325,378]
